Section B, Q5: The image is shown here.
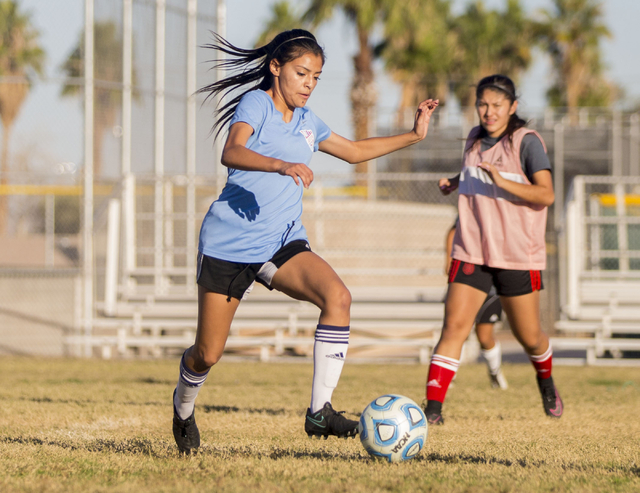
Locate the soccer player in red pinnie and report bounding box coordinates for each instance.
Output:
[423,75,563,425]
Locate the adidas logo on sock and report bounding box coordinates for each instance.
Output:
[427,379,441,388]
[326,352,345,360]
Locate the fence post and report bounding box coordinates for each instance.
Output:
[615,182,628,272]
[154,0,166,296]
[630,113,640,177]
[83,0,95,358]
[104,199,121,317]
[215,0,227,197]
[564,176,584,319]
[314,183,325,251]
[612,110,622,176]
[367,159,377,201]
[121,0,133,296]
[45,193,55,268]
[553,123,565,231]
[589,196,601,272]
[186,0,198,295]
[544,107,554,130]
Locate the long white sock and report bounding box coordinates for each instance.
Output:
[310,324,349,413]
[481,341,503,375]
[173,353,209,420]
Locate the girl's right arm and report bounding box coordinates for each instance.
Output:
[438,174,460,195]
[221,122,314,188]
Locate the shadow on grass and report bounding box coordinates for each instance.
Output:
[5,435,640,474]
[8,396,166,407]
[423,452,640,475]
[201,404,288,415]
[0,435,168,457]
[0,435,362,461]
[136,377,175,385]
[423,451,531,468]
[199,444,363,461]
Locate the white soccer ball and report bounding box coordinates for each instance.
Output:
[358,394,428,463]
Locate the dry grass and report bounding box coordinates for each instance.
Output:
[0,356,639,492]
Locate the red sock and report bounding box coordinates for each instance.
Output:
[529,345,553,379]
[426,354,460,403]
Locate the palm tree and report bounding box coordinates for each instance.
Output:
[0,0,45,235]
[61,21,131,177]
[378,0,455,128]
[537,0,613,122]
[255,1,303,47]
[451,0,534,121]
[304,0,394,178]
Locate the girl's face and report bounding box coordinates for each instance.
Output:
[270,52,323,109]
[476,89,518,138]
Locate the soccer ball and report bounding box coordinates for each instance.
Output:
[358,394,428,463]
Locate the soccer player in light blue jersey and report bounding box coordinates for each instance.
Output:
[172,29,439,454]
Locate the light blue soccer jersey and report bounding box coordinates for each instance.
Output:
[198,90,331,263]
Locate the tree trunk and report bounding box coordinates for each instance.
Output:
[0,123,12,236]
[565,54,586,126]
[0,81,29,235]
[93,90,118,178]
[350,25,376,186]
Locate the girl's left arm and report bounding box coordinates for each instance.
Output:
[480,163,554,206]
[318,99,439,164]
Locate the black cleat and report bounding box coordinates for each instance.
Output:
[305,402,358,439]
[537,376,563,418]
[423,399,444,425]
[172,390,200,454]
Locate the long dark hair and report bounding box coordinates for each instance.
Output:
[198,29,325,140]
[473,74,526,149]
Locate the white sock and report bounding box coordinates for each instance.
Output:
[481,341,503,375]
[310,324,350,414]
[173,353,209,420]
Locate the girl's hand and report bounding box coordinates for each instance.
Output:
[479,161,505,187]
[277,161,314,188]
[412,99,440,141]
[438,175,459,195]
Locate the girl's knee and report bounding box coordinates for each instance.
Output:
[324,284,351,314]
[191,344,223,371]
[441,320,472,344]
[519,331,547,354]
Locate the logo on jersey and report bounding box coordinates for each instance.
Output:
[299,129,315,151]
[494,156,503,167]
[462,262,475,275]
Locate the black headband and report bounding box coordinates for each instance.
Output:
[272,35,315,56]
[478,83,516,100]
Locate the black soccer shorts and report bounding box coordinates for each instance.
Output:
[448,259,543,297]
[197,240,311,301]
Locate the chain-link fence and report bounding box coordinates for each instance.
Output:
[2,1,640,356]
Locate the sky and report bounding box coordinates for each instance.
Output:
[7,0,640,177]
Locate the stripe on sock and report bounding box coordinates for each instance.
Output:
[179,355,209,387]
[529,344,552,363]
[431,354,460,373]
[314,324,350,344]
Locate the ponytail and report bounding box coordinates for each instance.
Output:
[198,29,325,140]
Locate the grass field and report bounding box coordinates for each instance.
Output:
[1,357,639,492]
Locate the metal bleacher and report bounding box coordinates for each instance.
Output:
[553,176,640,365]
[72,285,449,363]
[65,180,462,363]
